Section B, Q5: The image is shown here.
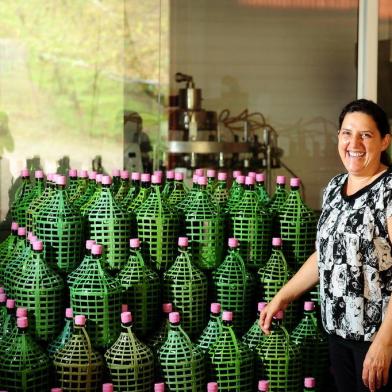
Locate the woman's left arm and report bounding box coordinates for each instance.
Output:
[362,216,392,392]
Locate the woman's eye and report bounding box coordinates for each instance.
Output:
[361,133,372,139]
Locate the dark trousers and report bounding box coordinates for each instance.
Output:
[328,334,392,392]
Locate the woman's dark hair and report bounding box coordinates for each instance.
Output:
[339,99,391,165]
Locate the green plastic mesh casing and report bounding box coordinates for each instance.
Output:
[10,175,33,227]
[67,242,94,287]
[120,180,140,209]
[69,176,88,204]
[256,181,270,207]
[147,304,173,354]
[230,186,272,270]
[86,184,131,271]
[208,319,255,391]
[0,302,7,331]
[127,182,151,213]
[167,179,188,206]
[80,181,102,215]
[28,181,55,233]
[242,304,265,350]
[47,313,74,358]
[69,251,122,348]
[34,183,84,273]
[104,319,155,391]
[161,177,175,200]
[213,180,229,210]
[136,182,179,271]
[196,307,222,353]
[163,245,208,339]
[0,228,18,277]
[53,322,103,391]
[0,322,51,392]
[115,178,130,204]
[12,246,64,341]
[212,244,256,335]
[0,308,17,353]
[279,186,317,270]
[158,320,206,391]
[256,319,302,392]
[25,178,45,232]
[111,175,121,195]
[227,183,245,213]
[184,183,224,270]
[176,178,198,212]
[269,184,288,214]
[67,175,80,201]
[72,177,96,209]
[290,304,328,391]
[117,242,161,338]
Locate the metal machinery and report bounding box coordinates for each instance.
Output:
[167,72,283,191]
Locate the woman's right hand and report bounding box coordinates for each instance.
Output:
[259,292,290,335]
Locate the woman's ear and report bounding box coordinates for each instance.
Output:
[382,134,391,151]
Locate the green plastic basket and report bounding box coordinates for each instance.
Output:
[86,176,131,271]
[53,314,103,391]
[208,311,254,391]
[213,173,229,211]
[167,172,188,206]
[117,238,161,339]
[12,240,64,341]
[80,174,103,215]
[269,177,288,214]
[69,243,122,348]
[68,169,89,204]
[114,170,130,204]
[279,178,317,270]
[163,238,208,339]
[10,169,33,227]
[120,172,140,209]
[127,174,151,213]
[136,175,179,271]
[255,173,270,207]
[24,171,46,232]
[67,169,80,200]
[0,316,51,392]
[213,238,256,335]
[161,170,175,200]
[230,177,272,270]
[184,176,224,270]
[242,302,267,350]
[67,239,96,286]
[176,174,199,212]
[256,311,302,392]
[0,299,17,351]
[0,222,19,276]
[196,303,223,353]
[158,312,206,391]
[227,175,245,212]
[105,311,155,391]
[47,308,74,358]
[72,171,97,209]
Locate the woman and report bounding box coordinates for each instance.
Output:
[259,99,392,392]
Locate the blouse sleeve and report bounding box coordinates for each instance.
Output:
[385,174,392,219]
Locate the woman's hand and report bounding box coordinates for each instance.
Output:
[362,339,392,391]
[258,292,289,335]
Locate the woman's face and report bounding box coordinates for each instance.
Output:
[338,112,390,177]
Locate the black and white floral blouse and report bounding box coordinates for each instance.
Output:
[317,168,392,341]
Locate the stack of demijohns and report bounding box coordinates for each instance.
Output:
[212,238,255,334]
[163,237,208,339]
[208,310,254,391]
[10,169,33,227]
[48,307,74,357]
[158,311,206,391]
[117,238,160,339]
[53,314,103,391]
[135,174,179,271]
[230,175,272,270]
[12,239,64,341]
[196,303,222,353]
[255,310,302,392]
[105,311,155,391]
[69,243,122,348]
[85,175,130,272]
[34,174,84,273]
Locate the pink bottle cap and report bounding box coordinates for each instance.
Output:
[51,388,63,392]
[154,383,165,392]
[166,170,175,179]
[276,175,286,185]
[21,168,29,177]
[222,311,233,321]
[30,235,38,244]
[78,169,88,178]
[154,170,163,178]
[0,287,3,294]
[248,171,257,179]
[120,170,129,179]
[169,312,180,323]
[11,221,19,231]
[228,238,239,248]
[102,175,112,185]
[0,293,6,303]
[47,173,54,182]
[121,311,132,324]
[304,377,316,388]
[198,176,207,186]
[75,315,86,326]
[96,174,103,183]
[211,303,221,314]
[245,176,255,185]
[32,241,43,251]
[163,303,173,313]
[65,308,73,318]
[178,237,189,247]
[89,171,97,180]
[68,169,77,177]
[18,227,26,236]
[17,317,28,328]
[27,231,33,241]
[151,175,161,184]
[218,172,227,181]
[272,238,282,247]
[91,244,103,255]
[258,302,267,312]
[236,175,245,184]
[195,168,204,176]
[16,307,28,317]
[207,169,216,178]
[86,240,95,250]
[56,176,66,186]
[256,173,265,182]
[122,304,128,312]
[112,169,120,177]
[35,170,44,179]
[304,301,315,311]
[273,310,284,320]
[102,383,114,392]
[207,382,218,392]
[233,170,241,178]
[6,299,15,309]
[130,238,140,248]
[258,380,269,391]
[175,172,184,181]
[131,172,141,181]
[141,173,151,182]
[192,174,199,183]
[290,177,301,187]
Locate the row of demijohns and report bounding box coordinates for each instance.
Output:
[0,166,326,391]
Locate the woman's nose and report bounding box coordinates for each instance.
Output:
[348,134,362,148]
